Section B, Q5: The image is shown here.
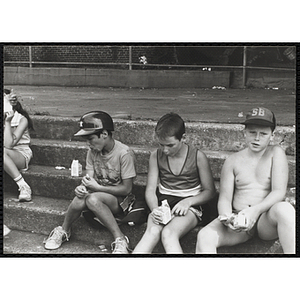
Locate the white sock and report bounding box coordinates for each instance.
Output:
[14,174,27,188]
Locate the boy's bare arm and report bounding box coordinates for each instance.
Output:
[246,146,289,216]
[145,151,159,211]
[218,155,236,216]
[82,176,133,196]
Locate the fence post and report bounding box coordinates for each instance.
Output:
[129,46,132,70]
[29,46,32,68]
[242,46,247,88]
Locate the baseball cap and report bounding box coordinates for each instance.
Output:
[242,107,276,130]
[74,111,114,136]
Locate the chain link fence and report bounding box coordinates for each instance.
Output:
[4,45,296,70]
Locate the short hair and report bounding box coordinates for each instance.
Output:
[155,113,185,141]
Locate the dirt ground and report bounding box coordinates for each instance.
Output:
[8,85,296,126]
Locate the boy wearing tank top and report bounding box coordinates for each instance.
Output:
[133,113,216,254]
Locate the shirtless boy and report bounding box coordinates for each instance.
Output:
[196,107,295,254]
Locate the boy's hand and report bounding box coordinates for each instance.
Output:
[172,201,190,216]
[81,174,99,191]
[218,213,240,231]
[151,207,163,225]
[218,213,234,225]
[75,185,88,199]
[237,207,260,231]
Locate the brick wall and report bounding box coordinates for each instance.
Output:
[4,45,170,64]
[4,45,30,61]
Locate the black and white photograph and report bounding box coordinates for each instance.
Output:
[1,4,299,299]
[2,44,296,256]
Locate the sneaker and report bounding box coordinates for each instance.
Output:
[18,184,32,202]
[44,226,71,250]
[111,236,130,254]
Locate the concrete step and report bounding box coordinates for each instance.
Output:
[4,164,148,200]
[3,229,283,255]
[30,139,154,175]
[30,139,296,186]
[30,116,295,155]
[3,230,105,255]
[4,193,282,255]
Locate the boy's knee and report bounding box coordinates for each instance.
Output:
[147,223,162,238]
[70,196,86,208]
[161,227,175,242]
[85,194,102,209]
[197,225,216,244]
[270,201,295,223]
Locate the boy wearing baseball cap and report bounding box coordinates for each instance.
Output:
[44,111,136,254]
[196,107,295,254]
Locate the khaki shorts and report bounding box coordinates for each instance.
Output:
[13,144,33,171]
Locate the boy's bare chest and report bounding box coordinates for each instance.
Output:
[235,156,272,187]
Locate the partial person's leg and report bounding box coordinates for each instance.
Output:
[257,202,295,254]
[132,214,164,254]
[4,148,27,177]
[196,218,251,254]
[4,148,31,201]
[161,211,198,254]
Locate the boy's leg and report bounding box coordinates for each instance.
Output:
[44,196,87,250]
[85,192,125,240]
[257,202,295,254]
[132,214,164,254]
[196,218,251,254]
[62,196,88,232]
[161,211,198,254]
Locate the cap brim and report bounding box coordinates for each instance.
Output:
[74,129,99,136]
[242,119,275,127]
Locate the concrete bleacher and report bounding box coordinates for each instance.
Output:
[3,116,296,255]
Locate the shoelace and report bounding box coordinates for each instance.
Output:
[111,238,128,252]
[44,227,69,244]
[19,185,29,193]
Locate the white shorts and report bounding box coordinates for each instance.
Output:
[13,144,33,171]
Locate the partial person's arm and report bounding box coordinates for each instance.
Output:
[4,112,28,148]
